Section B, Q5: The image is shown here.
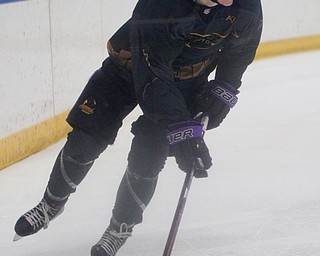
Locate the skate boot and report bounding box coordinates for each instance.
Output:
[91,223,132,256]
[14,199,64,241]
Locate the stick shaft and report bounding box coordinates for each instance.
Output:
[162,115,209,256]
[162,168,195,256]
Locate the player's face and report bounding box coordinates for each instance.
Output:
[195,0,233,7]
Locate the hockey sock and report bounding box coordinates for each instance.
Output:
[112,166,158,226]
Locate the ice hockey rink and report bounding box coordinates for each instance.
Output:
[1,50,320,256]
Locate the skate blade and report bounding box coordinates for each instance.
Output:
[13,233,23,242]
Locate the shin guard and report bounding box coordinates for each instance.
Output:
[44,129,107,205]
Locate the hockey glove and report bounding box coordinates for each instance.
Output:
[194,80,239,129]
[167,120,212,177]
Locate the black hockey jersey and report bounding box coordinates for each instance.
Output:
[108,0,263,125]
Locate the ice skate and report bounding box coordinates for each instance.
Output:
[91,223,132,256]
[13,199,64,241]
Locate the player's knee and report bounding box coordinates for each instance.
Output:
[126,165,159,183]
[63,128,108,164]
[128,117,169,178]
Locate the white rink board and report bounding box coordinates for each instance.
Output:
[0,0,320,138]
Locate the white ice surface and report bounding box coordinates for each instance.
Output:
[1,51,320,256]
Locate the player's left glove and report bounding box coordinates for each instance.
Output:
[167,120,212,178]
[194,80,239,129]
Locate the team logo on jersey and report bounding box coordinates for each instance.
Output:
[186,32,228,49]
[79,97,97,115]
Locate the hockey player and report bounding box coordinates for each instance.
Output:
[14,0,263,255]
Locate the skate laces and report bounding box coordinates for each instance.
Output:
[99,223,132,255]
[23,200,60,230]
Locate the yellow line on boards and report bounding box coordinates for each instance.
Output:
[0,111,71,170]
[256,34,320,60]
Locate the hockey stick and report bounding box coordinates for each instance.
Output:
[163,115,209,256]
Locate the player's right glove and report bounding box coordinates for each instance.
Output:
[167,120,212,178]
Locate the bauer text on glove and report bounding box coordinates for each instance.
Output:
[194,80,239,129]
[167,120,212,175]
